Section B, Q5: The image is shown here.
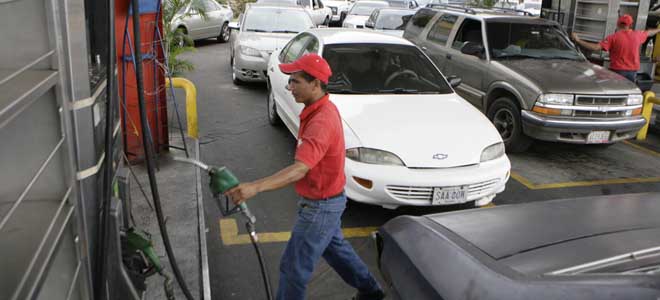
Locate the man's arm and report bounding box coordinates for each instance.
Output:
[571,32,603,52]
[646,28,660,37]
[225,161,309,204]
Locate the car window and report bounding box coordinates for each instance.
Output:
[243,8,315,33]
[426,13,458,45]
[452,18,483,50]
[376,10,413,30]
[486,21,583,60]
[349,2,389,16]
[317,0,324,8]
[405,9,437,37]
[203,0,219,11]
[280,34,313,63]
[322,43,452,94]
[300,0,311,6]
[302,37,320,56]
[367,10,378,25]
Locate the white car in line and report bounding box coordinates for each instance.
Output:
[342,0,389,28]
[266,29,511,209]
[323,0,353,25]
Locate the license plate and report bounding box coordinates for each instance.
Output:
[432,186,468,205]
[586,131,610,144]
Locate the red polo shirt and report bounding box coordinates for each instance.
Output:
[295,94,346,200]
[600,30,648,71]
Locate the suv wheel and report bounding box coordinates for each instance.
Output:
[267,82,282,126]
[487,97,532,153]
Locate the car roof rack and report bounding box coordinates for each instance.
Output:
[426,4,534,16]
[426,4,476,14]
[489,6,533,16]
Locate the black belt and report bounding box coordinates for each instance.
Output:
[304,190,345,201]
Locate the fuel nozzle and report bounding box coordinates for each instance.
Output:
[173,157,256,225]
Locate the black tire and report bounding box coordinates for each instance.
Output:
[267,82,282,126]
[217,22,230,43]
[231,57,243,85]
[177,26,188,48]
[487,97,533,153]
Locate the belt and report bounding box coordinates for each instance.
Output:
[303,190,345,201]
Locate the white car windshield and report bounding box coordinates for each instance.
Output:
[244,9,314,33]
[375,11,413,30]
[323,43,452,94]
[487,22,584,61]
[350,2,389,16]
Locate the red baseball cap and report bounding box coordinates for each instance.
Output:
[279,53,332,84]
[618,14,633,26]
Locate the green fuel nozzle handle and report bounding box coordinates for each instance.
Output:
[208,166,256,225]
[172,157,257,225]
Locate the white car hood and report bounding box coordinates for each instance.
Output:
[239,32,296,53]
[332,94,502,168]
[374,29,404,37]
[344,15,370,27]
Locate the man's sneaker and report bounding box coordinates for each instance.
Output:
[352,289,385,300]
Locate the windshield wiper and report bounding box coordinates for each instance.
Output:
[328,89,369,94]
[375,88,421,94]
[271,30,298,33]
[495,54,539,60]
[246,29,269,32]
[538,56,581,61]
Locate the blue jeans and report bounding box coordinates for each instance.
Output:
[276,193,381,300]
[612,69,637,82]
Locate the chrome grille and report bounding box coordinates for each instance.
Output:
[386,179,500,202]
[574,111,625,118]
[576,95,627,106]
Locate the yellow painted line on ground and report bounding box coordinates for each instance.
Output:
[220,218,378,246]
[481,203,497,208]
[511,170,660,190]
[623,140,660,157]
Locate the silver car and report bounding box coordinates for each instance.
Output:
[171,0,233,44]
[229,4,315,84]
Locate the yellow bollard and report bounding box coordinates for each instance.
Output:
[636,91,660,141]
[165,77,198,139]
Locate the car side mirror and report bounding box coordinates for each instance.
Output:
[365,21,375,28]
[228,22,239,30]
[460,42,485,59]
[447,75,462,88]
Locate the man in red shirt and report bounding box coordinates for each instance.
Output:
[572,14,660,82]
[226,54,384,300]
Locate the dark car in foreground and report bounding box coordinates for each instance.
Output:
[375,193,660,299]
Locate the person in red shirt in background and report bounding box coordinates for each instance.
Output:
[226,54,385,300]
[572,14,660,82]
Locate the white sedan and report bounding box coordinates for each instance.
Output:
[266,29,510,209]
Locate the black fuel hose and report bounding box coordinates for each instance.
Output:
[131,0,194,299]
[246,222,274,300]
[96,0,116,298]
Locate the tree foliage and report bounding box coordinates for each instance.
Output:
[162,0,207,76]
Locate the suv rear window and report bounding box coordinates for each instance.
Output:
[405,8,437,37]
[426,14,458,45]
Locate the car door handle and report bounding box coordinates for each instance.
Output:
[421,46,428,51]
[270,67,274,72]
[446,54,452,60]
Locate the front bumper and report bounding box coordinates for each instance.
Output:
[233,52,269,82]
[345,155,511,209]
[521,110,646,144]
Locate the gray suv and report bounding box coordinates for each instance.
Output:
[404,6,646,152]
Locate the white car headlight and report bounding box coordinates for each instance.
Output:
[537,94,574,106]
[627,94,643,105]
[346,148,405,166]
[239,46,261,57]
[480,142,505,162]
